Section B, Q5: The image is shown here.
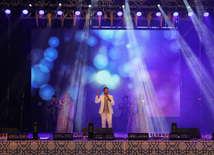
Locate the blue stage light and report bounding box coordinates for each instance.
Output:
[93,54,108,69]
[109,48,121,60]
[117,11,123,17]
[39,10,45,15]
[96,70,111,85]
[22,9,28,15]
[97,11,102,16]
[31,65,50,88]
[5,9,11,14]
[44,47,58,61]
[57,10,63,16]
[39,58,54,73]
[98,30,114,40]
[85,66,96,83]
[75,11,81,16]
[87,36,97,47]
[48,37,59,48]
[39,84,55,100]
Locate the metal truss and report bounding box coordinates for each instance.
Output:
[0,0,213,10]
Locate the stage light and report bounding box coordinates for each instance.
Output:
[29,4,32,7]
[75,11,81,16]
[59,3,62,6]
[22,9,28,15]
[88,4,91,8]
[97,11,102,16]
[5,9,11,14]
[136,11,142,16]
[39,10,45,15]
[117,11,123,17]
[188,12,193,17]
[203,12,209,17]
[57,10,63,16]
[156,12,161,17]
[173,12,179,17]
[122,5,125,8]
[157,4,160,7]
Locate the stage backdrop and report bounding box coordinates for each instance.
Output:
[31,29,180,132]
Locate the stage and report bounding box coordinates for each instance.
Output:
[1,133,214,154]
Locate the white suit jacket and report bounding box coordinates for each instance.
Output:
[95,95,115,114]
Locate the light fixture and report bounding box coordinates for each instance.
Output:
[88,4,91,8]
[122,5,125,8]
[5,9,11,14]
[39,10,45,15]
[117,11,123,17]
[22,9,28,15]
[75,11,81,16]
[136,11,142,16]
[173,12,179,17]
[97,11,102,16]
[156,12,161,17]
[57,10,63,16]
[204,12,209,17]
[188,12,193,17]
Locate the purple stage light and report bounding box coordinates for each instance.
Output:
[204,12,209,17]
[75,11,81,16]
[57,10,63,16]
[97,11,102,16]
[188,12,193,17]
[117,11,123,17]
[5,9,11,14]
[136,11,142,16]
[173,12,179,17]
[39,10,45,15]
[156,12,161,17]
[23,9,28,15]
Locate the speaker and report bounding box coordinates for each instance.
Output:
[212,133,214,140]
[177,128,201,139]
[53,133,73,140]
[128,133,149,140]
[8,133,28,140]
[94,128,113,133]
[169,133,190,140]
[94,133,114,140]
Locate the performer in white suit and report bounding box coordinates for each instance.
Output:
[95,87,115,128]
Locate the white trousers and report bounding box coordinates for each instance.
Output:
[101,113,112,128]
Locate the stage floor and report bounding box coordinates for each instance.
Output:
[1,133,214,154]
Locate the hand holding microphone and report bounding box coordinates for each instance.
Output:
[107,95,111,102]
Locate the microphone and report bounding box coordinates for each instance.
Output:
[107,95,111,102]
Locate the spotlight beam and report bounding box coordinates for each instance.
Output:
[159,5,214,118]
[123,0,168,133]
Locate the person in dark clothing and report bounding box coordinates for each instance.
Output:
[118,95,129,132]
[48,95,59,132]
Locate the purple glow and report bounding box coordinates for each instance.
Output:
[39,10,45,15]
[136,11,142,16]
[188,12,193,17]
[5,9,11,14]
[22,9,28,15]
[75,11,81,16]
[156,12,161,17]
[173,12,179,17]
[204,12,209,17]
[57,10,63,16]
[117,11,123,17]
[97,11,102,16]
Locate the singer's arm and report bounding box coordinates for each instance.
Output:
[109,96,115,105]
[95,95,101,103]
